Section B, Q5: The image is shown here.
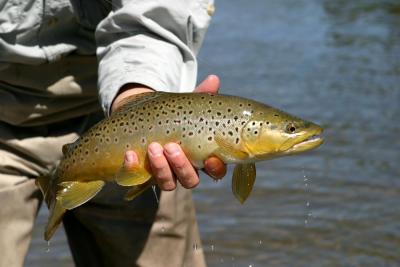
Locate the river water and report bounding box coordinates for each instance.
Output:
[26,0,400,266]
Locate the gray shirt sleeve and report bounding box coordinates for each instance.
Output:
[95,0,214,115]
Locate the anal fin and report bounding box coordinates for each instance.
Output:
[124,181,153,201]
[57,180,105,210]
[232,163,256,204]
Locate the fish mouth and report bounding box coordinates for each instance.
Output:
[284,128,324,154]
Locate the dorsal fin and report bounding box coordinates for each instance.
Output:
[113,91,166,113]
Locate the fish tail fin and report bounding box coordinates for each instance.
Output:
[45,199,66,241]
[44,180,106,240]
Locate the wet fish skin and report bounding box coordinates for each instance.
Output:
[37,92,323,240]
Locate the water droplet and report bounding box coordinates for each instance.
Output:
[193,243,198,250]
[46,241,51,253]
[305,183,308,187]
[210,244,215,251]
[306,201,310,207]
[249,265,253,267]
[304,219,308,225]
[258,240,262,245]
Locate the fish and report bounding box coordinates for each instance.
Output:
[36,91,323,240]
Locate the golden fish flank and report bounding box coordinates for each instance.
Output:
[36,92,323,240]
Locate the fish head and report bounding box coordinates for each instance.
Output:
[241,107,323,159]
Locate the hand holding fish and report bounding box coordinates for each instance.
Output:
[37,77,323,240]
[111,75,227,191]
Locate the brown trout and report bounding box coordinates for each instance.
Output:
[37,92,323,240]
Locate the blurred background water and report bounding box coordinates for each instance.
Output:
[26,0,400,266]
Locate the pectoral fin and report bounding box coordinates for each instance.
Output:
[116,164,151,186]
[124,181,152,201]
[232,163,256,204]
[57,180,105,210]
[214,135,248,161]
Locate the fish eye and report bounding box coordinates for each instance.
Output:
[286,123,296,133]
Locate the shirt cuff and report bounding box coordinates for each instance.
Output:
[97,33,185,116]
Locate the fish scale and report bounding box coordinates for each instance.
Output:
[37,91,324,240]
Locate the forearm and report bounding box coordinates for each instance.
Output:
[96,0,213,115]
[110,83,154,113]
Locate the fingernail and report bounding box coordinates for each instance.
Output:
[149,143,163,156]
[125,151,135,163]
[164,143,180,156]
[162,181,176,191]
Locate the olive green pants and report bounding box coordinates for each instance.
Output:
[0,58,206,267]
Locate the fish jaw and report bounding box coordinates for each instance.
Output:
[281,125,324,155]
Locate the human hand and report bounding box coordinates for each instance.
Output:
[111,75,227,190]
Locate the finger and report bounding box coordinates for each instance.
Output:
[164,143,199,189]
[124,150,139,168]
[204,156,227,180]
[148,142,176,190]
[194,74,220,94]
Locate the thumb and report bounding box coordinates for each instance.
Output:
[194,75,220,94]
